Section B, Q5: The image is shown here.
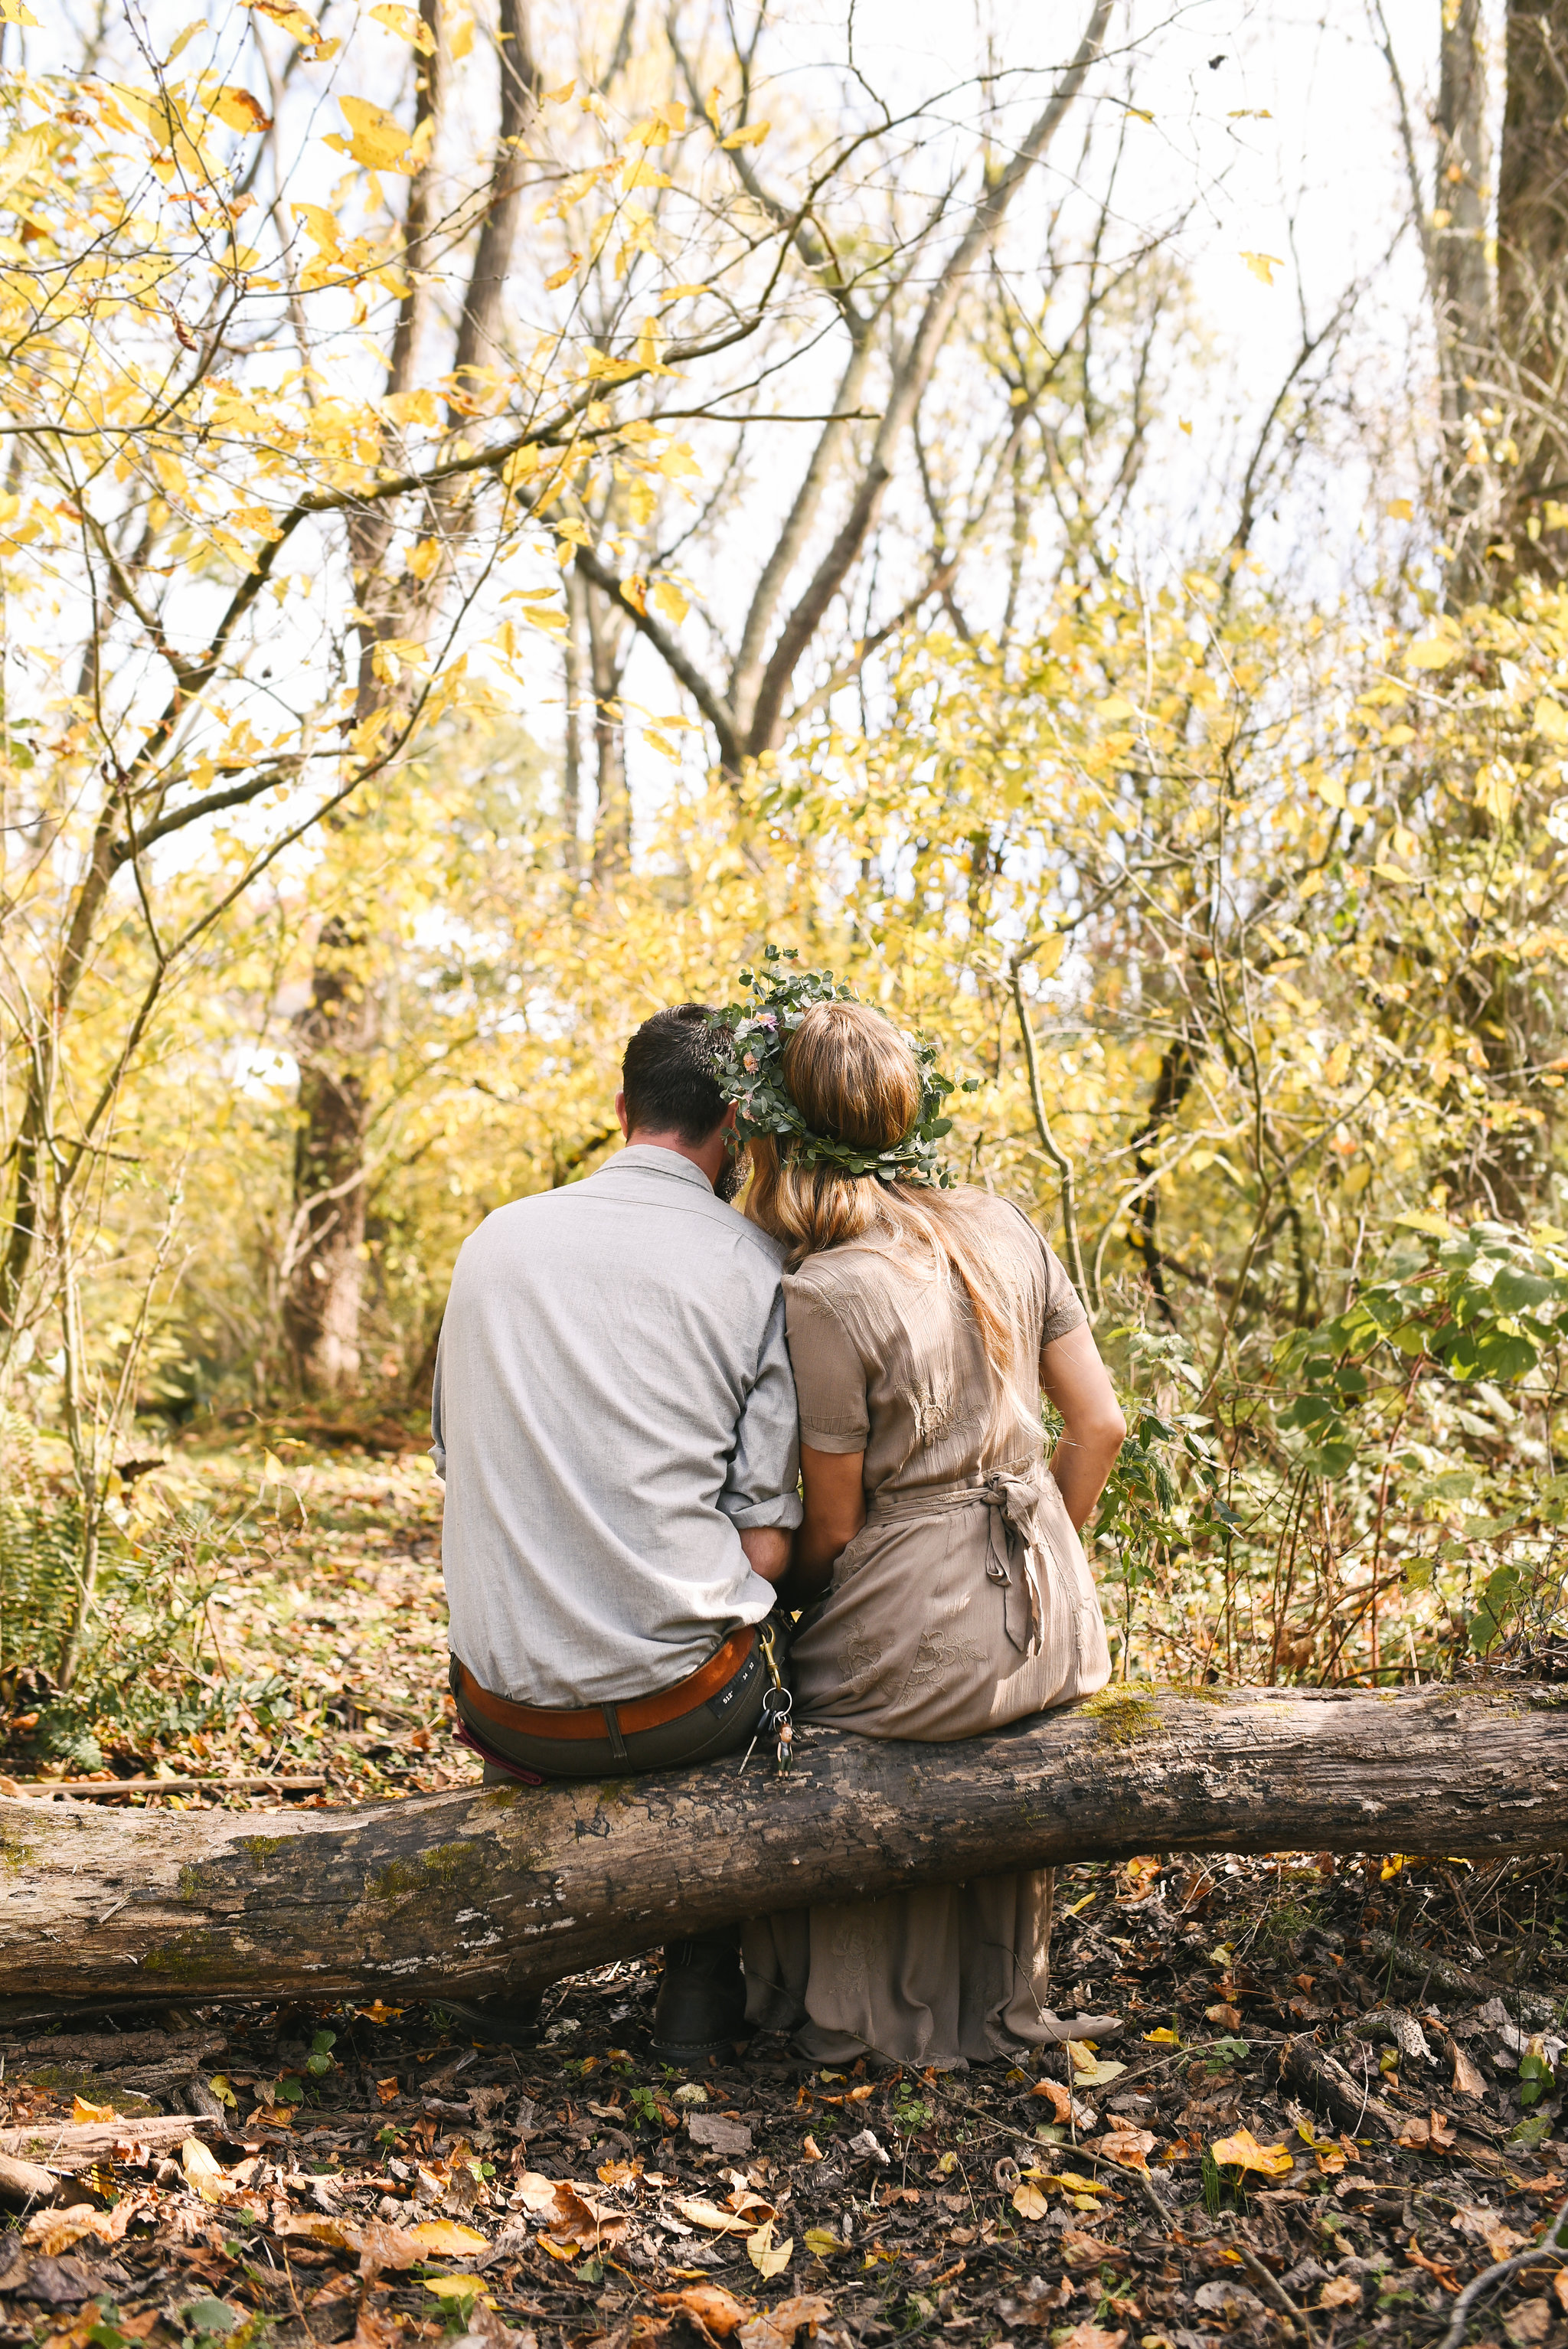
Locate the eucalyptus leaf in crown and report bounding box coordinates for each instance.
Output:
[714,946,962,1187]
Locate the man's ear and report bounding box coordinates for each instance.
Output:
[615,1090,630,1139]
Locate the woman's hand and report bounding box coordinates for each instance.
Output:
[773,1443,867,1608]
[1040,1323,1127,1531]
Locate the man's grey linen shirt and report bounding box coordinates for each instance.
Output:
[432,1144,802,1707]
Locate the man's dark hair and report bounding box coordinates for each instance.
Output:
[622,1004,728,1142]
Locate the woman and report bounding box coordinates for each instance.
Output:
[730,983,1125,2066]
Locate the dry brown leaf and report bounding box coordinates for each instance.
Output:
[1318,2275,1361,2310]
[1032,2079,1073,2122]
[736,2293,831,2349]
[653,2284,750,2338]
[1553,2269,1568,2315]
[1452,2206,1527,2262]
[1012,2183,1049,2221]
[1054,2326,1126,2349]
[547,2183,626,2249]
[511,2173,558,2214]
[1094,2128,1155,2173]
[182,2137,229,2202]
[1397,2115,1431,2150]
[1406,2234,1461,2292]
[1060,2228,1113,2269]
[408,2219,488,2256]
[1504,2300,1553,2347]
[1204,2003,1242,2030]
[1449,2042,1487,2099]
[1429,2110,1458,2150]
[673,2196,761,2236]
[23,2201,132,2256]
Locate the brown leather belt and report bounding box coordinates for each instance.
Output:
[452,1624,757,1743]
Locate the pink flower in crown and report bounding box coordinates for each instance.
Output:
[755,1014,778,1031]
[742,1050,759,1072]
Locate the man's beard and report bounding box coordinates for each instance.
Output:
[714,1148,746,1204]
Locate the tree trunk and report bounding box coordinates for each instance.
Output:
[1497,0,1568,582]
[283,923,375,1394]
[0,1683,1561,2009]
[1434,0,1494,605]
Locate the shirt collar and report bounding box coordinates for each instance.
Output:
[602,1142,716,1195]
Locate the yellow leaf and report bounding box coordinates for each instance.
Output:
[71,2095,116,2122]
[182,2137,229,2202]
[1178,417,1192,434]
[1143,2027,1181,2044]
[1406,635,1459,670]
[371,2,435,48]
[245,0,320,40]
[545,259,579,290]
[292,203,341,257]
[209,86,271,132]
[1395,1210,1455,1240]
[747,2218,792,2278]
[1240,250,1282,285]
[1034,930,1067,978]
[406,537,441,582]
[0,2,41,24]
[650,579,688,625]
[722,119,771,148]
[1012,2182,1049,2221]
[423,2277,492,2299]
[547,80,576,102]
[407,2221,488,2256]
[1211,2127,1293,2180]
[335,94,411,173]
[802,2228,842,2259]
[386,386,439,425]
[445,2,472,57]
[1534,696,1568,744]
[262,1449,285,1485]
[622,159,672,189]
[620,573,648,616]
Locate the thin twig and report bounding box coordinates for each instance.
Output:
[1438,2193,1568,2349]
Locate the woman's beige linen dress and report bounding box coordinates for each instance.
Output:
[741,1193,1112,2066]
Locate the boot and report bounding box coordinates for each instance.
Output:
[650,1928,747,2062]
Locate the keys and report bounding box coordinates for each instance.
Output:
[740,1684,794,1776]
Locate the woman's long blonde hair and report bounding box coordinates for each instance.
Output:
[744,1000,1038,1432]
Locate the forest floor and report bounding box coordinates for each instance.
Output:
[2,1437,1567,2349]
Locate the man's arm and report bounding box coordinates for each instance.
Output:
[1040,1322,1127,1529]
[740,1527,792,1583]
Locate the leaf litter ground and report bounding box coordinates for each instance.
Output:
[4,1446,1568,2349]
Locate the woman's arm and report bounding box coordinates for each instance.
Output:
[1040,1322,1127,1530]
[770,1443,866,1608]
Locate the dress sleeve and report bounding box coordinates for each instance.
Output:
[783,1275,871,1455]
[1039,1238,1089,1348]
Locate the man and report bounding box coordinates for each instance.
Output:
[431,1003,801,2059]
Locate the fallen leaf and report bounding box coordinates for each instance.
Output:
[801,2136,823,2164]
[1429,2110,1459,2150]
[1094,2128,1156,2173]
[376,2078,401,2104]
[24,2202,132,2256]
[1555,2269,1568,2315]
[1033,2079,1073,2122]
[70,2096,116,2124]
[653,2285,750,2336]
[746,2218,792,2279]
[1452,2206,1527,2262]
[423,2276,492,2300]
[1211,2128,1292,2180]
[407,2220,489,2256]
[512,2173,558,2213]
[1450,2044,1487,2099]
[1318,2275,1361,2311]
[1054,2328,1126,2349]
[1012,2183,1049,2221]
[1406,2234,1461,2292]
[1204,2004,1242,2030]
[182,2136,230,2203]
[802,2229,842,2260]
[1504,2300,1553,2347]
[1142,2028,1181,2045]
[1397,2115,1431,2149]
[675,2197,757,2235]
[1060,2228,1117,2269]
[1315,2145,1346,2175]
[737,2293,831,2349]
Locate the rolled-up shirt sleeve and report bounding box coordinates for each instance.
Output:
[429,1319,448,1478]
[718,1288,803,1530]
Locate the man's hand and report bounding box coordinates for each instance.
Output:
[739,1526,792,1583]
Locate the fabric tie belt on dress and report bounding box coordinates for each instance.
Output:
[867,1465,1054,1657]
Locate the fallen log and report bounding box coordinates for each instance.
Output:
[0,1683,1563,2008]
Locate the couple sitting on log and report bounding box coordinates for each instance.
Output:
[430,953,1127,2070]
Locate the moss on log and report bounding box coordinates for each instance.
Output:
[0,1684,1562,2007]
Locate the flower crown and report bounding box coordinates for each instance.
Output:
[714,946,962,1187]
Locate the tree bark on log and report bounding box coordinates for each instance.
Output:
[1,1684,1563,2009]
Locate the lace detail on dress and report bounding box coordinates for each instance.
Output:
[903,1615,987,1694]
[838,1628,885,1687]
[905,1385,957,1446]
